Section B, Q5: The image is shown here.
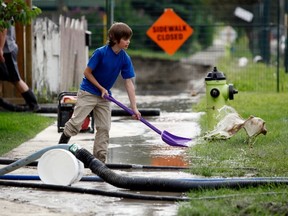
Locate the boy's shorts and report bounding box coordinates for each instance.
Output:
[0,52,21,82]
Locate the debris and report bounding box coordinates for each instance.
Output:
[204,106,267,146]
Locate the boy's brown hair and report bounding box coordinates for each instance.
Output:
[107,22,132,46]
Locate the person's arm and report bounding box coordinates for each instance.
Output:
[125,78,141,120]
[0,28,7,62]
[83,66,108,97]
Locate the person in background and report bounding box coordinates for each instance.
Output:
[58,22,141,163]
[0,26,39,111]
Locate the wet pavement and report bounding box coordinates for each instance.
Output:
[0,91,204,216]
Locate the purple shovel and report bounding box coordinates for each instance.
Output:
[105,95,191,147]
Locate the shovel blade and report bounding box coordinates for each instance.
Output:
[161,130,191,147]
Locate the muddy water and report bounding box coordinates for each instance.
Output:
[109,92,202,166]
[108,112,201,166]
[0,92,203,216]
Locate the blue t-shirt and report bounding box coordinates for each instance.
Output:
[80,45,135,96]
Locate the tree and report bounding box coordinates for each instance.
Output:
[0,0,41,30]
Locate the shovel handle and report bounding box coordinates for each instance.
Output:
[104,95,162,135]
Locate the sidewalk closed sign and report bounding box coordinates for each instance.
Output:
[146,8,193,55]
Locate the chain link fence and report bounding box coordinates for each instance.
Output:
[35,0,288,92]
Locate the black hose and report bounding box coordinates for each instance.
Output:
[0,98,28,112]
[0,180,189,202]
[36,106,160,116]
[0,158,187,170]
[106,163,187,170]
[0,158,38,167]
[2,144,288,195]
[73,147,288,192]
[112,109,160,116]
[2,174,287,184]
[0,174,104,182]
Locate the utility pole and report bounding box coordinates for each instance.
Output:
[284,0,288,73]
[259,0,271,64]
[106,0,114,31]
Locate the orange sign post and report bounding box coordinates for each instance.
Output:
[146,8,194,55]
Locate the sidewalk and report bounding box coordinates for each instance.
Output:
[3,118,95,160]
[0,97,200,215]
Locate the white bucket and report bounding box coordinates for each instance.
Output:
[37,149,84,186]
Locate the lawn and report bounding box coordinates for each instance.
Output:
[179,62,288,215]
[0,112,55,156]
[190,92,288,177]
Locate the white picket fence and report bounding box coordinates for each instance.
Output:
[33,15,88,97]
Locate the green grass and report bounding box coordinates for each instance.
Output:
[181,94,288,215]
[182,84,288,214]
[0,112,55,156]
[190,92,288,177]
[178,185,288,216]
[217,57,288,92]
[182,34,288,214]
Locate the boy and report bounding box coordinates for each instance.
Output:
[58,22,141,163]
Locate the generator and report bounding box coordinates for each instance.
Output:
[57,92,94,133]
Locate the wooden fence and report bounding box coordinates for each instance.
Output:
[58,15,88,92]
[33,15,88,99]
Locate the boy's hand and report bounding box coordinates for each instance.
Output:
[101,89,109,98]
[132,108,141,120]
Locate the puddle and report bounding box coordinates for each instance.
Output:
[108,94,202,167]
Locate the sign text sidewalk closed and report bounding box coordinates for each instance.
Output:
[146,8,193,55]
